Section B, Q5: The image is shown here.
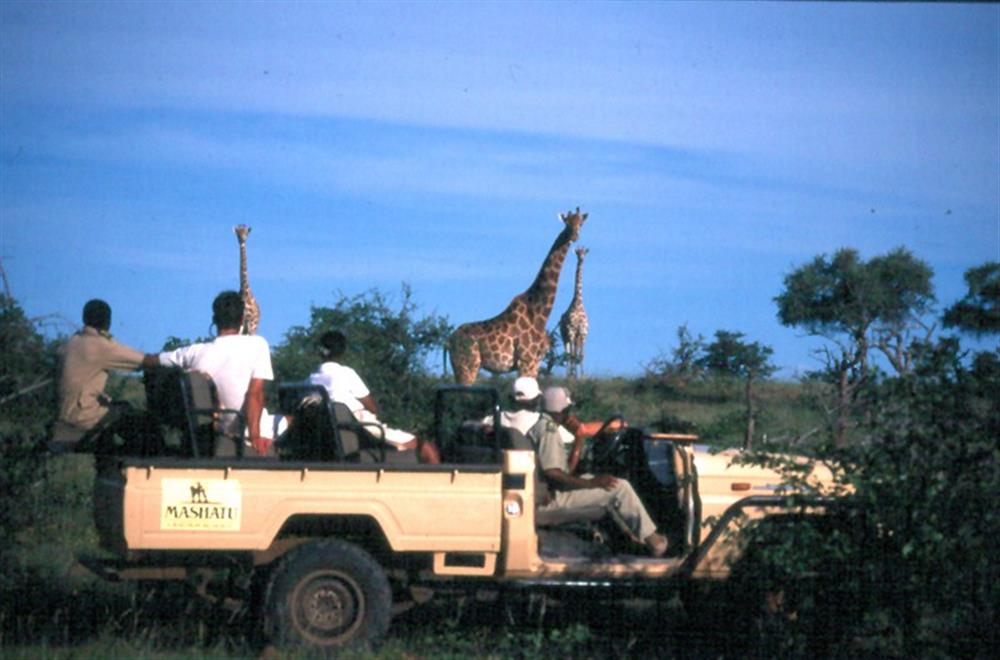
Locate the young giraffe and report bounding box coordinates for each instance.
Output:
[559,247,590,379]
[449,207,587,385]
[233,225,260,335]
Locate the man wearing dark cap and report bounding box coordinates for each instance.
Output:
[527,386,668,557]
[53,299,158,452]
[308,330,440,463]
[156,291,274,456]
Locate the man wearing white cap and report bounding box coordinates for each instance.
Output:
[486,376,544,435]
[527,386,668,557]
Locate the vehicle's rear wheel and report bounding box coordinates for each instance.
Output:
[264,538,391,653]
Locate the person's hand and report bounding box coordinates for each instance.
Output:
[589,474,619,491]
[251,435,272,456]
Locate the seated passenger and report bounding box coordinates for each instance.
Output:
[156,291,274,456]
[53,299,160,453]
[481,376,542,434]
[527,386,668,557]
[486,376,621,473]
[308,330,440,464]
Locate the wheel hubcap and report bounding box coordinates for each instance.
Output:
[293,570,366,644]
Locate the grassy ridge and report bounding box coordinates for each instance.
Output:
[1,377,821,657]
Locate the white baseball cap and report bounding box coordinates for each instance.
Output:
[542,386,573,413]
[512,376,541,402]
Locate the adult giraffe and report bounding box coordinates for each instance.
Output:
[449,207,587,385]
[559,247,590,379]
[233,225,260,335]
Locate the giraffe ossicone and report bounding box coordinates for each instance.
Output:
[448,207,587,385]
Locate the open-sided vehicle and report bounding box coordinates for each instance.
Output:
[83,371,838,653]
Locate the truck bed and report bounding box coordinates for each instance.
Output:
[96,458,503,556]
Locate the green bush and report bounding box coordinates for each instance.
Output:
[272,286,452,432]
[744,339,999,656]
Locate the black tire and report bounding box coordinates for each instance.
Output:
[264,538,392,653]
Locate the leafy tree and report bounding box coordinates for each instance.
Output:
[272,286,452,431]
[942,261,1000,337]
[0,295,58,545]
[734,336,998,656]
[0,295,57,435]
[540,328,570,378]
[697,330,776,448]
[643,323,705,389]
[775,247,934,445]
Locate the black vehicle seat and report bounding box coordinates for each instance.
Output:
[145,367,244,458]
[278,383,416,464]
[329,401,416,464]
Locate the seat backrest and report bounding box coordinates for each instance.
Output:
[500,427,532,451]
[278,384,343,461]
[330,402,387,462]
[144,367,239,457]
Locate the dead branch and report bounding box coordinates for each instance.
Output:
[0,377,52,406]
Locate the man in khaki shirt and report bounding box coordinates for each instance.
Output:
[52,299,157,452]
[527,386,668,557]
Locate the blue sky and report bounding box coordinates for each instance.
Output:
[2,1,997,377]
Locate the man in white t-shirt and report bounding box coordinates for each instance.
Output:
[487,376,543,435]
[158,291,274,456]
[308,330,440,464]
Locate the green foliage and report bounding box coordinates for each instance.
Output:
[0,295,59,545]
[0,294,58,434]
[942,260,1000,337]
[743,338,999,657]
[160,335,214,351]
[776,247,937,446]
[775,247,934,339]
[540,327,570,377]
[272,286,452,431]
[697,330,776,380]
[643,323,705,388]
[696,331,776,448]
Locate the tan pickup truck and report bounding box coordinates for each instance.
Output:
[85,374,837,653]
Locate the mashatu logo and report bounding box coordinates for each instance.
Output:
[161,478,242,531]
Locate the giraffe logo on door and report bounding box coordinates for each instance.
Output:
[161,479,242,531]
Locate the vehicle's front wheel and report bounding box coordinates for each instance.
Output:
[264,538,391,653]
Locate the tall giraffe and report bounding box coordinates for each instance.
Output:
[233,225,260,335]
[559,247,590,379]
[449,207,587,384]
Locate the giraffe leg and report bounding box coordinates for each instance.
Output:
[449,335,481,385]
[517,341,547,379]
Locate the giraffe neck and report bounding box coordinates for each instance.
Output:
[571,254,585,304]
[238,240,250,294]
[524,225,573,316]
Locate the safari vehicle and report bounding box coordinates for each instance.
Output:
[83,370,839,653]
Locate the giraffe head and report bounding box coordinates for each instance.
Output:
[575,247,589,260]
[559,207,587,242]
[559,206,587,242]
[234,224,252,244]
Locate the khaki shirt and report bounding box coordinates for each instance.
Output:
[528,413,570,474]
[58,327,145,430]
[526,413,573,504]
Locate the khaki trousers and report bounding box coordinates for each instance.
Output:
[540,474,657,541]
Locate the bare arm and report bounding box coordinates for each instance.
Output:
[244,378,267,455]
[567,434,586,474]
[359,394,378,416]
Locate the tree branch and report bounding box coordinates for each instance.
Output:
[0,377,52,406]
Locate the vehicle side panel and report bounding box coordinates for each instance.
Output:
[119,463,503,553]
